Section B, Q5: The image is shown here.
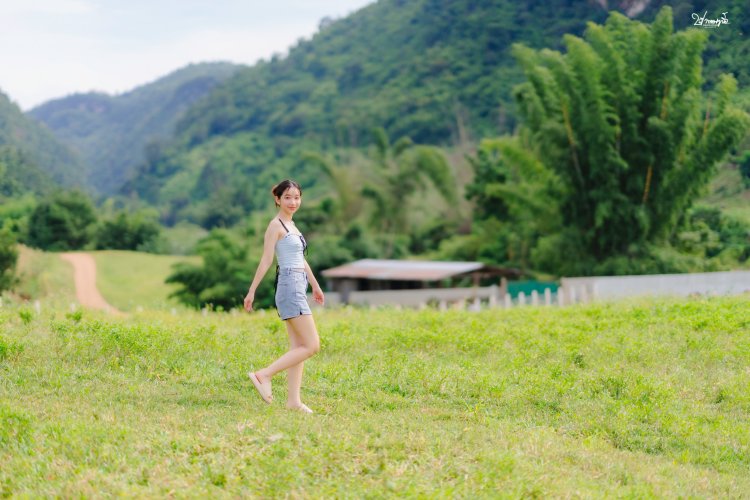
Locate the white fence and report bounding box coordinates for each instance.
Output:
[312,284,558,310]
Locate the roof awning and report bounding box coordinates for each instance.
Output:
[321,259,520,281]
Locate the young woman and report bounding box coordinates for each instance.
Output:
[244,179,325,413]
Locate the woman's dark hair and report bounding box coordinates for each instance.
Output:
[271,179,302,206]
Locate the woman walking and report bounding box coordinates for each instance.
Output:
[244,179,324,413]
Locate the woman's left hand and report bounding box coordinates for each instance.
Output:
[312,286,325,306]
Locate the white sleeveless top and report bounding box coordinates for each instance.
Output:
[275,219,305,268]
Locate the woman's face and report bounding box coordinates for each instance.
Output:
[277,187,302,214]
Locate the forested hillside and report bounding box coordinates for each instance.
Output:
[0,90,83,191]
[122,0,749,228]
[0,147,54,199]
[175,0,611,148]
[123,0,613,224]
[29,62,241,195]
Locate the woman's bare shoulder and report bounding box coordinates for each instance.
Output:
[265,217,284,236]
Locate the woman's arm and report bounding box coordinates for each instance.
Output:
[244,221,278,311]
[304,259,325,305]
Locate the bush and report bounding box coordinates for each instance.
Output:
[673,207,750,264]
[0,228,18,293]
[95,211,162,251]
[592,248,708,276]
[166,230,274,310]
[0,195,35,239]
[26,190,96,251]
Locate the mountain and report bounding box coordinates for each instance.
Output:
[29,62,242,195]
[0,146,55,198]
[125,0,616,226]
[122,0,749,228]
[174,0,609,149]
[174,0,749,149]
[0,89,83,194]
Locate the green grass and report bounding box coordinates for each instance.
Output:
[11,247,198,312]
[11,245,76,308]
[1,297,749,496]
[91,250,199,311]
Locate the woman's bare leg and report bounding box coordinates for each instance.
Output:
[286,320,305,406]
[255,315,319,394]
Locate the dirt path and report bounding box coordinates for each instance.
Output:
[60,253,124,315]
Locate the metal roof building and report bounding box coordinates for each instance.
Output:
[321,259,520,303]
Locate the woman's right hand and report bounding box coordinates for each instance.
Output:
[243,290,254,312]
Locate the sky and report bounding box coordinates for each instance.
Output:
[0,0,374,110]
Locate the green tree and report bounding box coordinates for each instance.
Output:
[303,222,388,273]
[26,190,97,251]
[0,228,18,293]
[0,195,35,239]
[0,146,53,198]
[673,206,750,264]
[302,152,364,231]
[361,128,457,250]
[464,136,563,269]
[738,150,750,188]
[0,151,20,197]
[512,7,750,273]
[95,210,162,251]
[166,230,273,310]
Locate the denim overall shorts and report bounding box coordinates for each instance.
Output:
[275,267,312,320]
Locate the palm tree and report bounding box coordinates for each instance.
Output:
[302,151,363,231]
[363,127,457,236]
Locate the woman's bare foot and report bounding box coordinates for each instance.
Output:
[287,403,313,414]
[248,371,272,403]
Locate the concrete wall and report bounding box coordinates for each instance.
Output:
[561,270,750,303]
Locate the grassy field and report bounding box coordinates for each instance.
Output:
[13,246,76,308]
[91,250,199,311]
[1,297,749,496]
[12,248,198,312]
